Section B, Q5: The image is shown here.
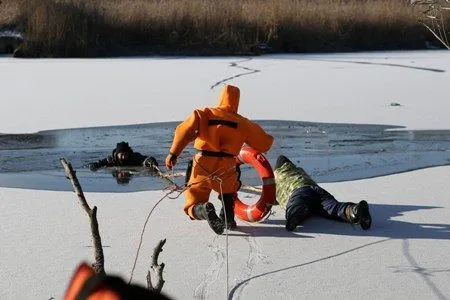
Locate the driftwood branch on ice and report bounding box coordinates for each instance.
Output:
[60,158,168,295]
[147,238,166,293]
[60,158,105,275]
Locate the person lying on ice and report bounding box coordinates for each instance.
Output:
[274,155,372,231]
[165,84,274,234]
[88,141,158,171]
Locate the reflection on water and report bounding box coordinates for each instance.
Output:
[0,120,449,192]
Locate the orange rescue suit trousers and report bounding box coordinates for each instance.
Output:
[184,154,239,219]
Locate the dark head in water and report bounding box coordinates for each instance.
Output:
[114,141,133,163]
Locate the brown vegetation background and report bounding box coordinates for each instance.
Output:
[0,0,447,57]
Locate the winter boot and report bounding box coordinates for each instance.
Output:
[275,155,294,170]
[345,200,372,230]
[193,203,225,235]
[219,193,237,230]
[285,204,311,231]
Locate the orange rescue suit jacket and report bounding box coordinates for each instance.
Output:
[169,85,274,159]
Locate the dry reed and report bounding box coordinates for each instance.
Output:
[1,0,447,57]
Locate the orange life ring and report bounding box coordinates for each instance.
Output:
[234,146,276,222]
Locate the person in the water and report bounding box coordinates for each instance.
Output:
[88,141,158,171]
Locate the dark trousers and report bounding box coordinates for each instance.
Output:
[285,185,351,222]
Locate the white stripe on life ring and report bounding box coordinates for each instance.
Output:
[263,178,275,185]
[246,206,255,222]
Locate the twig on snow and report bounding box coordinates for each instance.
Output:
[60,158,105,275]
[147,238,166,293]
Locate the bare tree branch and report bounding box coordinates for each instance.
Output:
[60,158,105,275]
[61,158,168,294]
[411,0,450,49]
[147,239,166,293]
[422,22,450,49]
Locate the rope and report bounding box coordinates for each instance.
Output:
[128,180,181,284]
[216,177,230,299]
[128,161,232,284]
[188,157,235,299]
[128,159,237,297]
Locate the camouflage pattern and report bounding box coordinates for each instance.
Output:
[274,161,317,210]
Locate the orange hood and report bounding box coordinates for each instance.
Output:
[217,84,240,113]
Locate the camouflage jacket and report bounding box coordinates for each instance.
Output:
[274,161,317,210]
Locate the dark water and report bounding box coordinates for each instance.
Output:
[0,120,449,192]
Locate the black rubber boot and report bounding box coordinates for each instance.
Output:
[219,193,237,230]
[285,204,311,231]
[346,200,372,230]
[193,203,225,235]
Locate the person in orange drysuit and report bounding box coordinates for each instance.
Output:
[165,84,274,234]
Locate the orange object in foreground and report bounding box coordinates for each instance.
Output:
[64,263,120,300]
[65,262,172,300]
[234,146,276,222]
